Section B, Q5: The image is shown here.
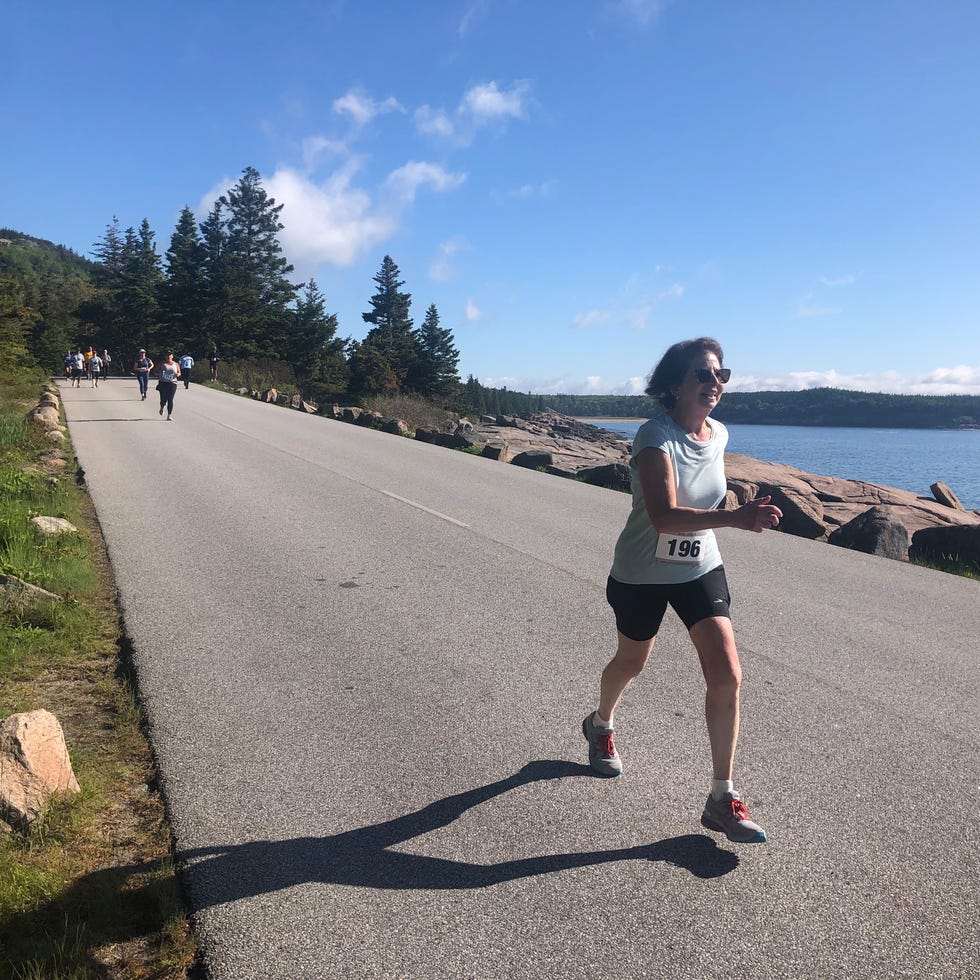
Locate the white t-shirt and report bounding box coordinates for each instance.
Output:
[159,362,180,383]
[609,409,728,584]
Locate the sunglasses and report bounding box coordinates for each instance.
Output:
[693,367,731,384]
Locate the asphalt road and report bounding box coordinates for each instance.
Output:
[60,378,979,979]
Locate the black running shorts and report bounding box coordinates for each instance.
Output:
[606,565,731,642]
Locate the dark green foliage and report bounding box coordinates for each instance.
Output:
[359,255,418,391]
[81,217,163,364]
[160,206,208,354]
[347,340,399,396]
[411,303,460,398]
[217,166,298,360]
[289,279,347,398]
[0,231,97,372]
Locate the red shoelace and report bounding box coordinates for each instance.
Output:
[598,731,616,757]
[729,798,751,820]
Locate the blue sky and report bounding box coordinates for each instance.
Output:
[4,1,979,395]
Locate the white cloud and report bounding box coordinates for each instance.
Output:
[428,236,469,282]
[384,161,467,203]
[571,309,610,329]
[796,292,842,318]
[505,179,557,199]
[415,80,533,146]
[728,366,980,396]
[261,166,398,272]
[333,89,404,127]
[607,0,672,27]
[819,273,858,287]
[483,374,649,396]
[626,304,654,330]
[301,135,348,172]
[465,299,483,321]
[458,0,489,37]
[462,80,531,123]
[414,106,456,138]
[657,283,684,301]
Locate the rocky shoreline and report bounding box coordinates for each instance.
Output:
[317,404,980,568]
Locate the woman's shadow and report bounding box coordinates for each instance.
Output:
[179,759,738,909]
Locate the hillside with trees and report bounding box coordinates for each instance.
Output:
[461,381,979,430]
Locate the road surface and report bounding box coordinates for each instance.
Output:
[60,379,979,979]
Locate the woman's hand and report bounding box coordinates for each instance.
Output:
[733,495,783,533]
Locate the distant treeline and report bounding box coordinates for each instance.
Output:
[462,379,980,429]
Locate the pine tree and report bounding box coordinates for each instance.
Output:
[118,219,163,355]
[91,217,126,290]
[287,278,345,394]
[412,303,460,398]
[200,200,231,357]
[361,255,418,389]
[347,339,399,396]
[85,217,126,354]
[219,166,297,359]
[161,206,207,355]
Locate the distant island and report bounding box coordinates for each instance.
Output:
[460,379,980,430]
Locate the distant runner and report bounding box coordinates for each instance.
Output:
[179,352,194,389]
[133,349,153,401]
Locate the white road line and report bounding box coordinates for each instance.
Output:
[204,415,471,528]
[380,491,470,528]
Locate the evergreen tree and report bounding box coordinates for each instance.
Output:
[91,217,126,290]
[412,303,459,398]
[84,217,127,354]
[287,278,345,393]
[200,200,231,356]
[347,339,398,397]
[219,166,297,359]
[161,206,208,355]
[116,219,163,356]
[361,254,418,389]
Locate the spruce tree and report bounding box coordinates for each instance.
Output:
[219,166,297,359]
[361,255,418,389]
[347,339,399,397]
[86,217,126,354]
[161,206,207,355]
[91,217,126,290]
[288,278,345,394]
[412,303,460,398]
[200,200,230,357]
[121,219,163,355]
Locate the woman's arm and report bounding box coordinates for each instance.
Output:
[638,447,782,534]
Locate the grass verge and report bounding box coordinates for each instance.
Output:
[0,366,197,979]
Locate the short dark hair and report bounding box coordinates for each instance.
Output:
[645,337,725,409]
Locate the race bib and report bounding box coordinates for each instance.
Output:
[655,531,708,563]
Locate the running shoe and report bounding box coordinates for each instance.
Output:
[700,790,767,843]
[582,711,622,777]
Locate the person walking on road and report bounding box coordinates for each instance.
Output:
[209,349,220,381]
[582,337,782,845]
[70,349,85,387]
[179,352,194,389]
[157,351,181,421]
[89,351,103,387]
[101,349,112,380]
[134,349,153,400]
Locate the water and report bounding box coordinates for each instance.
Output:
[584,419,980,511]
